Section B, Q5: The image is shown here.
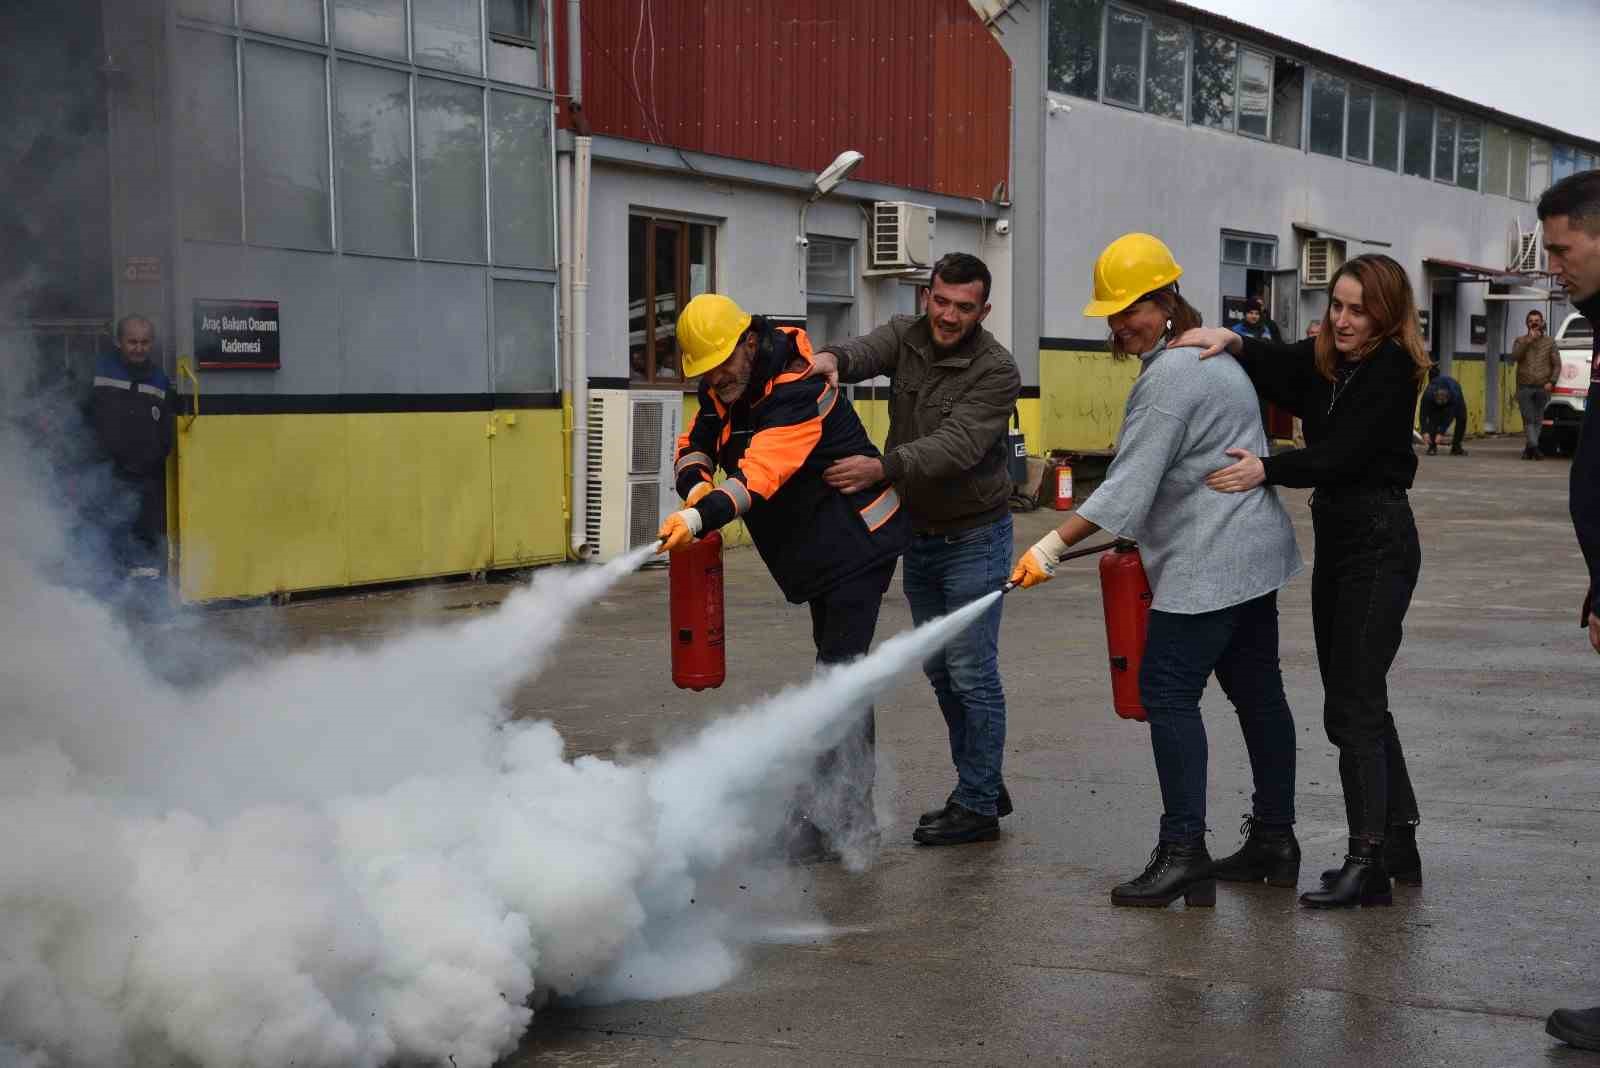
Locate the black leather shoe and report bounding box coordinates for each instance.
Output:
[919,783,1013,826]
[1450,445,1467,456]
[1321,823,1421,886]
[1111,840,1215,908]
[1546,1006,1600,1051]
[1301,839,1391,908]
[912,801,999,846]
[1426,443,1438,456]
[1212,815,1300,887]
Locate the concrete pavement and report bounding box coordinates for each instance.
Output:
[198,435,1600,1065]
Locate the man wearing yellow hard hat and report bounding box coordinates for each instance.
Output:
[661,293,910,862]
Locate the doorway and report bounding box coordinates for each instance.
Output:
[1430,288,1457,370]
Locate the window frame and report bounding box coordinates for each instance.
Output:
[1099,5,1147,112]
[1344,81,1375,164]
[1433,110,1458,185]
[1234,45,1273,142]
[175,3,556,266]
[629,213,718,386]
[1306,68,1347,159]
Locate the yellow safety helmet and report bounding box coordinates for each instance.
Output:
[1083,233,1184,318]
[677,293,753,378]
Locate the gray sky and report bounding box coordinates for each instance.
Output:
[1189,0,1600,144]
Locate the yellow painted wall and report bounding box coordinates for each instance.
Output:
[1039,348,1140,453]
[176,409,565,602]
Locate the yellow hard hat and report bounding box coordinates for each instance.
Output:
[1083,233,1184,317]
[677,294,753,378]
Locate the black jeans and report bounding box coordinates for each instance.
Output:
[1420,400,1466,450]
[1310,489,1422,842]
[1139,591,1298,843]
[803,558,898,825]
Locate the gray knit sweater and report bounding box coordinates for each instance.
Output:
[1076,342,1303,614]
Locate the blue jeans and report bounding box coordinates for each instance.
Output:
[903,514,1011,817]
[1139,591,1297,843]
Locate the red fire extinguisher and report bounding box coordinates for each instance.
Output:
[1098,541,1152,721]
[1052,462,1075,511]
[669,529,726,690]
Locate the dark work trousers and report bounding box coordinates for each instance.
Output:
[1138,591,1298,844]
[803,556,898,829]
[1310,488,1423,843]
[1421,399,1467,450]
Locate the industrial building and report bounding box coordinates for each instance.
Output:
[5,0,1597,602]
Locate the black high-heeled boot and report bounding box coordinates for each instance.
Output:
[1301,838,1392,908]
[1320,821,1422,887]
[1212,815,1300,887]
[1111,839,1215,908]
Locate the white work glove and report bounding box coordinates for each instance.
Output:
[1010,530,1068,588]
[656,507,704,553]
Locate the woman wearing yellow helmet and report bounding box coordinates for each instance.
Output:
[1011,233,1305,909]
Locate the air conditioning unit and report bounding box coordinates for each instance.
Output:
[584,389,682,561]
[871,201,936,271]
[1301,237,1346,287]
[1507,219,1543,273]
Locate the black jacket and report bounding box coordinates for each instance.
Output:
[674,324,910,604]
[89,352,175,479]
[1235,336,1421,490]
[1570,292,1600,625]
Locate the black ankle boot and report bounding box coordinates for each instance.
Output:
[1111,839,1215,908]
[1212,815,1300,887]
[1301,838,1391,909]
[1320,822,1421,886]
[919,783,1012,825]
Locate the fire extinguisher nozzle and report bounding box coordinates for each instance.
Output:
[1001,581,1017,594]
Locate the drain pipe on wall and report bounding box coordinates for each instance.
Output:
[566,0,592,559]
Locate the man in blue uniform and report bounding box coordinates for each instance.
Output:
[88,315,174,576]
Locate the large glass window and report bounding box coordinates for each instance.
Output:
[336,61,413,257]
[1403,100,1432,178]
[1457,118,1481,190]
[414,0,482,75]
[176,29,242,242]
[1270,57,1303,149]
[492,279,558,393]
[1307,70,1345,157]
[1482,124,1509,196]
[1509,135,1531,200]
[1047,0,1104,99]
[1553,144,1579,182]
[1237,49,1271,139]
[1345,84,1372,162]
[241,0,325,42]
[629,216,715,383]
[1372,90,1401,171]
[805,237,856,348]
[1103,7,1143,108]
[488,91,554,267]
[488,0,542,87]
[333,0,407,59]
[1143,18,1187,120]
[1190,32,1236,131]
[242,43,331,249]
[415,77,486,261]
[1530,139,1552,196]
[1434,112,1457,184]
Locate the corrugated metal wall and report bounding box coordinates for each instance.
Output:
[556,0,1010,200]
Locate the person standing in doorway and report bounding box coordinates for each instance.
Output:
[1538,168,1600,1052]
[88,315,175,578]
[1231,298,1282,342]
[1511,309,1561,460]
[1176,253,1430,910]
[807,254,1022,847]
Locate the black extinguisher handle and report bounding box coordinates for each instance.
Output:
[1001,538,1124,595]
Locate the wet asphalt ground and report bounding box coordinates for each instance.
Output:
[192,434,1600,1066]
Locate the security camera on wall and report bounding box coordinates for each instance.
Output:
[994,219,1011,237]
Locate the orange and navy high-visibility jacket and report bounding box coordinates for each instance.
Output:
[674,322,909,604]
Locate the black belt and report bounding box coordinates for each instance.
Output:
[1310,485,1408,506]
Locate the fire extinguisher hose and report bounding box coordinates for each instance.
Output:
[1001,538,1127,593]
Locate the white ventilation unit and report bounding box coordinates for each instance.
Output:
[1301,237,1346,287]
[584,389,682,561]
[870,201,936,271]
[1507,219,1543,273]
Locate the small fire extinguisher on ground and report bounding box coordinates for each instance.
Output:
[1098,541,1152,721]
[1052,462,1074,511]
[669,529,726,690]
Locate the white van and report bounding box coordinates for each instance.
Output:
[1541,313,1593,456]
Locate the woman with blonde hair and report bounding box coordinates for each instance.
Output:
[1013,233,1303,909]
[1176,253,1429,909]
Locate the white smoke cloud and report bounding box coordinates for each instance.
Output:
[0,407,996,1066]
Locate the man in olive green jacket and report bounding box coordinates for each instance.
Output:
[809,253,1022,846]
[1511,309,1561,460]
